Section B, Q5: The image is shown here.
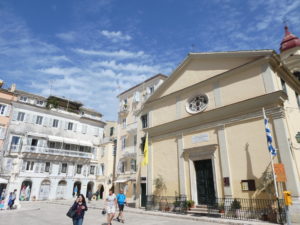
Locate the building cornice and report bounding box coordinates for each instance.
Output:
[145,91,287,139]
[12,101,106,127]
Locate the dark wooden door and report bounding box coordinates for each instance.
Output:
[194,159,215,204]
[141,183,147,207]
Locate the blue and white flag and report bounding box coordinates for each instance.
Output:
[263,108,276,156]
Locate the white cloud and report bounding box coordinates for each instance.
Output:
[39,67,82,76]
[74,48,145,58]
[100,30,132,42]
[91,60,161,73]
[56,32,77,42]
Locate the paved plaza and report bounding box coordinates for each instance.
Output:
[0,201,218,225]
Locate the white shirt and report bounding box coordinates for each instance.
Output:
[106,194,116,207]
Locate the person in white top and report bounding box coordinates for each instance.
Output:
[105,189,117,225]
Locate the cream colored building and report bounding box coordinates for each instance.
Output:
[96,121,117,199]
[141,27,300,222]
[115,74,167,206]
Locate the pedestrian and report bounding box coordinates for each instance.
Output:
[71,194,88,225]
[116,189,127,223]
[87,191,92,202]
[7,192,12,209]
[105,189,117,225]
[9,190,17,209]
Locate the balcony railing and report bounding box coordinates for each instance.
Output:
[126,122,137,133]
[119,105,129,116]
[10,144,21,153]
[21,146,93,159]
[121,146,136,158]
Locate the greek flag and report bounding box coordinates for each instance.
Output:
[263,108,276,156]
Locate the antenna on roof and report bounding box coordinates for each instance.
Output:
[283,16,289,27]
[191,44,195,52]
[49,80,53,96]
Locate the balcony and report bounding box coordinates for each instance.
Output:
[120,146,136,159]
[21,146,93,159]
[118,105,129,117]
[126,122,137,133]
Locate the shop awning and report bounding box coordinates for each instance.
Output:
[114,178,129,183]
[48,135,64,143]
[0,178,8,184]
[63,138,79,145]
[27,132,48,138]
[79,140,93,147]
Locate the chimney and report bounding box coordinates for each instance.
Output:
[9,83,16,92]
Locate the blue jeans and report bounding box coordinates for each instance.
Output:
[72,218,83,225]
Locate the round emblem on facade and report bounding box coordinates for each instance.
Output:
[186,94,208,114]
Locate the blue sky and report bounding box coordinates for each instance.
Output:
[1,0,300,121]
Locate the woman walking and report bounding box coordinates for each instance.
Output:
[71,194,88,225]
[105,189,117,225]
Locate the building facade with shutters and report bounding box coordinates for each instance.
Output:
[1,91,105,205]
[141,27,300,223]
[0,83,17,198]
[96,121,117,199]
[115,74,167,206]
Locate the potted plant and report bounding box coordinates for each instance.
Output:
[187,200,195,210]
[218,203,225,213]
[230,199,241,217]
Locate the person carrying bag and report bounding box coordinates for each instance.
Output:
[67,194,88,225]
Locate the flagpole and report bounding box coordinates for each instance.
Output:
[263,108,279,198]
[270,153,279,198]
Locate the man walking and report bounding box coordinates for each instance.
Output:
[116,189,127,223]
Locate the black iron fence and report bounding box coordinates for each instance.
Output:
[145,195,188,214]
[145,196,286,224]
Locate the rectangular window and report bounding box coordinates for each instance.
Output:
[26,161,34,171]
[79,146,84,152]
[134,135,137,146]
[120,162,125,173]
[10,136,20,151]
[65,144,71,150]
[52,119,59,128]
[296,92,300,109]
[121,136,126,150]
[17,112,25,121]
[20,96,28,102]
[149,86,154,94]
[36,116,43,125]
[36,100,44,106]
[31,139,38,146]
[241,180,256,191]
[122,118,126,128]
[0,104,6,115]
[141,114,148,128]
[61,163,67,173]
[68,122,73,130]
[101,164,105,175]
[90,166,95,175]
[45,162,50,172]
[281,78,287,94]
[110,127,114,136]
[140,137,146,154]
[76,165,82,174]
[49,142,55,148]
[130,159,136,172]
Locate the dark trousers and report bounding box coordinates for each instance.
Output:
[72,218,83,225]
[9,200,15,209]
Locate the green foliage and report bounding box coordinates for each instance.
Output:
[186,200,195,208]
[230,199,241,210]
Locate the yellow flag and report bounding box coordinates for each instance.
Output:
[142,133,148,166]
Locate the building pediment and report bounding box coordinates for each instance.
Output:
[146,50,275,103]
